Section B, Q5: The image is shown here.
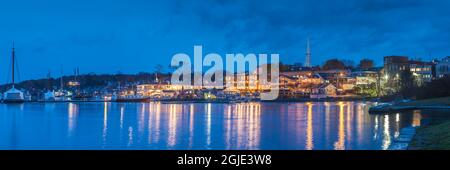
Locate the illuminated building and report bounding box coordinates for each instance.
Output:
[436,56,450,78]
[409,60,434,84]
[310,83,337,99]
[67,81,80,86]
[351,71,378,85]
[384,56,409,80]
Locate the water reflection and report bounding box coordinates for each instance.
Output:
[382,115,391,150]
[120,105,124,129]
[167,104,180,148]
[128,126,133,146]
[324,102,331,146]
[146,102,162,144]
[206,103,211,147]
[346,104,351,143]
[374,116,379,140]
[395,113,400,138]
[306,103,313,150]
[224,103,261,149]
[103,102,108,146]
[412,110,422,127]
[68,103,78,137]
[0,102,446,150]
[357,103,364,145]
[138,103,145,139]
[189,104,194,148]
[334,102,345,150]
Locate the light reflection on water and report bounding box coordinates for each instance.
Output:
[306,103,313,150]
[334,102,345,150]
[0,102,448,150]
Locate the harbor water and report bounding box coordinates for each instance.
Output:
[0,102,448,150]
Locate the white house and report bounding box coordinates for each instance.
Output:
[437,56,450,79]
[310,83,337,99]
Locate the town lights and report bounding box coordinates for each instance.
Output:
[170,45,280,100]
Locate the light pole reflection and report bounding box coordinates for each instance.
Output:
[334,102,345,150]
[167,104,180,147]
[103,102,108,146]
[68,103,79,138]
[306,102,314,150]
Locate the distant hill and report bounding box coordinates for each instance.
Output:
[0,72,171,95]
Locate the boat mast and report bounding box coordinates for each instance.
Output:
[11,42,15,88]
[60,65,64,90]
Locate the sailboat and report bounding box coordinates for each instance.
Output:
[44,90,56,101]
[3,42,25,103]
[43,71,56,101]
[52,65,70,101]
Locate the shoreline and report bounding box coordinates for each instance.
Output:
[0,97,378,104]
[408,120,450,150]
[388,126,417,150]
[369,96,450,114]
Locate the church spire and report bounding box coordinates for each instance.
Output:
[305,37,311,67]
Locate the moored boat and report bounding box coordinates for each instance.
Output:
[3,42,25,103]
[115,95,150,102]
[44,91,56,101]
[3,87,25,103]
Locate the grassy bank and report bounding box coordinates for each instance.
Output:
[409,121,450,150]
[398,96,450,106]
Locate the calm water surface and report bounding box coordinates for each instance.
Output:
[0,102,448,150]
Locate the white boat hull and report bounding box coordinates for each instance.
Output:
[3,87,25,103]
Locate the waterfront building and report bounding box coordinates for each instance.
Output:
[294,74,324,95]
[340,77,356,93]
[310,83,337,99]
[119,88,136,96]
[281,70,314,79]
[352,71,378,85]
[279,75,298,91]
[384,56,409,79]
[137,83,164,97]
[224,72,259,92]
[408,60,434,84]
[284,63,303,71]
[299,73,324,85]
[136,83,192,97]
[316,69,350,91]
[436,56,450,78]
[67,81,80,87]
[316,69,350,80]
[383,55,437,87]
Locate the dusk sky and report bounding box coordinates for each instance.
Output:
[1,0,450,83]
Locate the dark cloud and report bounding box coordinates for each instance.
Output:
[1,0,450,83]
[170,0,450,64]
